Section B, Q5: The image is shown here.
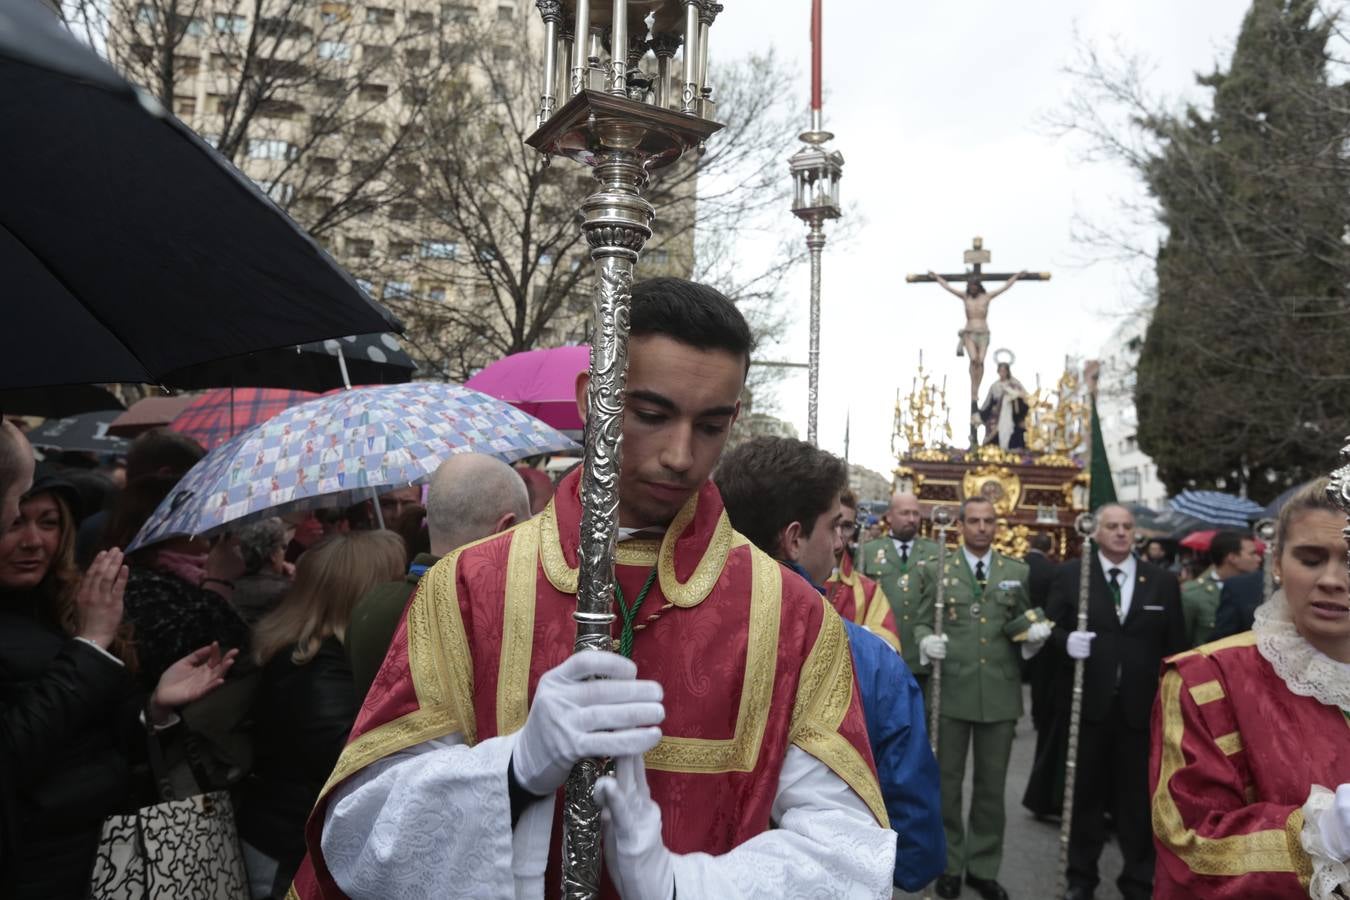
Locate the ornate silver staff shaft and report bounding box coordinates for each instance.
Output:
[527,4,725,891]
[926,505,953,755]
[1255,517,1278,601]
[805,221,824,445]
[1057,510,1097,896]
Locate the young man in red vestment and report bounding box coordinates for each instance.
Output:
[290,278,893,899]
[828,489,901,650]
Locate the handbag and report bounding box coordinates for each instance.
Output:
[88,705,250,900]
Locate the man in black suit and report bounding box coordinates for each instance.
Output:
[1046,504,1186,900]
[1209,568,1265,641]
[1020,533,1059,817]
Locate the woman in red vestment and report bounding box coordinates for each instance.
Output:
[1150,478,1350,898]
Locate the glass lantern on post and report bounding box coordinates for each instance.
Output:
[789,137,844,445]
[526,3,724,898]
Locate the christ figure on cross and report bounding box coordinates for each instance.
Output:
[928,269,1027,404]
[907,237,1050,447]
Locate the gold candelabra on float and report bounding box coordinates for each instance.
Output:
[1023,362,1089,464]
[892,351,953,460]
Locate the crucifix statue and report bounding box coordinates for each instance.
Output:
[907,237,1050,447]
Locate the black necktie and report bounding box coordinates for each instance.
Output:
[900,543,910,564]
[975,559,986,588]
[1109,567,1123,618]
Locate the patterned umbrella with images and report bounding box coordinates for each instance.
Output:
[127,383,579,550]
[1168,490,1264,529]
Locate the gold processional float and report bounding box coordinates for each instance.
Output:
[891,333,1099,561]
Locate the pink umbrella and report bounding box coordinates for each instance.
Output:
[465,346,588,431]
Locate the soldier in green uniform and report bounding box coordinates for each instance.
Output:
[1180,530,1259,647]
[860,491,941,689]
[914,497,1050,900]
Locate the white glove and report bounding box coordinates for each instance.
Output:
[1066,630,1096,660]
[512,652,665,796]
[1320,784,1350,861]
[594,754,675,900]
[919,633,948,664]
[1025,621,1053,644]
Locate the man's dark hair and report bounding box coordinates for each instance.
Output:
[1209,530,1249,569]
[839,488,858,510]
[959,496,995,521]
[125,427,206,482]
[715,437,847,559]
[630,278,754,374]
[1029,532,1053,553]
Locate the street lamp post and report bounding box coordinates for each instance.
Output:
[789,0,842,446]
[526,3,724,897]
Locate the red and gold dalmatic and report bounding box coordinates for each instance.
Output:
[292,469,885,899]
[1151,632,1350,898]
[826,553,901,652]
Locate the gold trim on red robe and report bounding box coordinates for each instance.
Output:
[291,469,885,898]
[827,554,902,652]
[1150,631,1350,898]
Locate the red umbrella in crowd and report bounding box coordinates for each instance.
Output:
[1178,529,1267,556]
[465,346,589,431]
[168,387,317,449]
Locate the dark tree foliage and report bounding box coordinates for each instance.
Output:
[1066,0,1350,502]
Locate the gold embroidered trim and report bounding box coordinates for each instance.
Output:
[1189,680,1225,706]
[1214,731,1244,756]
[658,503,734,608]
[1152,669,1308,875]
[497,521,541,735]
[645,536,778,773]
[860,582,900,651]
[538,492,726,607]
[786,599,889,826]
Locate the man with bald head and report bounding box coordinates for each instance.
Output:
[348,454,532,698]
[0,420,35,528]
[861,491,943,691]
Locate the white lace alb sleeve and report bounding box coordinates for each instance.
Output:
[1300,784,1350,900]
[668,745,895,899]
[320,731,556,900]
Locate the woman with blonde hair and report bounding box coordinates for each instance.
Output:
[1150,477,1350,898]
[234,529,406,898]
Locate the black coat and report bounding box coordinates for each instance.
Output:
[1025,549,1056,610]
[0,605,148,899]
[234,636,357,884]
[1210,570,1264,642]
[1045,556,1187,730]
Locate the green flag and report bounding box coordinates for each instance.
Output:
[1089,395,1117,509]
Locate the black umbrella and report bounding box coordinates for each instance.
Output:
[0,384,124,419]
[26,410,130,455]
[160,333,416,392]
[0,0,398,390]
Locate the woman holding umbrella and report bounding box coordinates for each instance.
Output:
[1151,479,1350,897]
[0,475,236,898]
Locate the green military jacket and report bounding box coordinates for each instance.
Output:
[860,535,942,674]
[913,549,1040,723]
[1180,569,1222,649]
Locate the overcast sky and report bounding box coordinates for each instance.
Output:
[708,0,1252,476]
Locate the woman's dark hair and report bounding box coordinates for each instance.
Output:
[630,278,754,374]
[20,488,138,668]
[715,436,847,558]
[392,503,428,563]
[99,473,179,564]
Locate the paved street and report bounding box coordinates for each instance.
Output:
[896,690,1128,900]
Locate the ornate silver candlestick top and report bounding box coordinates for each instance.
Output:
[528,4,724,898]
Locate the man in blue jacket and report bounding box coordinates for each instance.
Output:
[716,436,944,891]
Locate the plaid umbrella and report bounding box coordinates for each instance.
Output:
[168,388,318,450]
[128,383,579,550]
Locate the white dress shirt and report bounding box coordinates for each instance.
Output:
[1097,551,1138,620]
[891,537,913,561]
[961,547,993,581]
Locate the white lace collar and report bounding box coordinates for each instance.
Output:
[1254,590,1350,712]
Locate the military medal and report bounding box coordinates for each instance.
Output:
[875,548,885,565]
[970,602,981,616]
[949,606,958,622]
